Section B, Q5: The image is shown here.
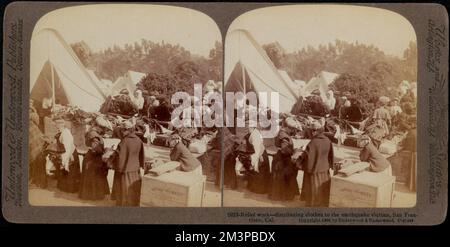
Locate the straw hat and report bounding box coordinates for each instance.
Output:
[310,120,322,131]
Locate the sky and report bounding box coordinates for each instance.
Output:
[228,5,417,57]
[33,4,221,57]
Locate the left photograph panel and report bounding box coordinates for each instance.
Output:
[28,4,223,207]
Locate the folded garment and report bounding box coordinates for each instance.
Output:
[148,161,180,176]
[338,161,370,177]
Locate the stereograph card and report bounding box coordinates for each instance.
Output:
[2,2,448,225]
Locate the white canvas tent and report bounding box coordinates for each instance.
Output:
[278,70,306,98]
[86,69,112,95]
[225,29,298,113]
[294,80,306,88]
[301,70,339,98]
[30,28,106,112]
[109,70,146,96]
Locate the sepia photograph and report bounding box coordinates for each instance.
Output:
[28,4,223,207]
[2,1,447,225]
[222,5,418,208]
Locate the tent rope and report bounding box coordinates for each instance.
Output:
[52,65,104,100]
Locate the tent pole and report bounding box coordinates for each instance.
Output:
[239,31,246,94]
[50,61,55,112]
[241,61,246,94]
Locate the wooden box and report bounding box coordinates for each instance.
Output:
[140,170,206,207]
[198,150,220,182]
[329,171,395,207]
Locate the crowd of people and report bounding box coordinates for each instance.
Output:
[28,83,222,207]
[219,84,417,207]
[28,80,417,207]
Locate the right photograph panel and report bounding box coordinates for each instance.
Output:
[222,5,417,208]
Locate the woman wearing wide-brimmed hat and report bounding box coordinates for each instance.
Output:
[78,130,110,200]
[268,117,301,201]
[29,99,48,188]
[299,120,334,207]
[110,120,144,206]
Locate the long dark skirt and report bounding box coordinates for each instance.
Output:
[55,151,81,193]
[30,153,48,189]
[301,171,331,207]
[268,152,299,201]
[223,154,237,189]
[246,151,270,194]
[111,170,141,206]
[79,153,110,200]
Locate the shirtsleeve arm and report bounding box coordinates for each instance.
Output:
[359,146,369,162]
[170,145,181,161]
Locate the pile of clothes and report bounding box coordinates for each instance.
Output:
[298,95,328,117]
[52,105,96,125]
[99,95,138,116]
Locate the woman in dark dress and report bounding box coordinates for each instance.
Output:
[234,121,270,194]
[268,117,300,201]
[299,121,334,207]
[79,131,110,200]
[29,99,48,188]
[111,121,144,206]
[52,119,81,193]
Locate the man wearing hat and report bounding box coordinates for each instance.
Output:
[338,98,351,120]
[111,120,144,206]
[146,95,157,118]
[268,117,301,201]
[370,97,392,147]
[298,120,334,207]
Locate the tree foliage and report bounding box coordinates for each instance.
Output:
[71,39,223,96]
[262,39,417,115]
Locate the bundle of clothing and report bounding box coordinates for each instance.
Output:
[297,95,328,117]
[288,114,361,144]
[52,105,96,125]
[99,95,138,116]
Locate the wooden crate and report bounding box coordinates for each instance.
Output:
[198,150,220,182]
[329,171,395,207]
[140,170,206,207]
